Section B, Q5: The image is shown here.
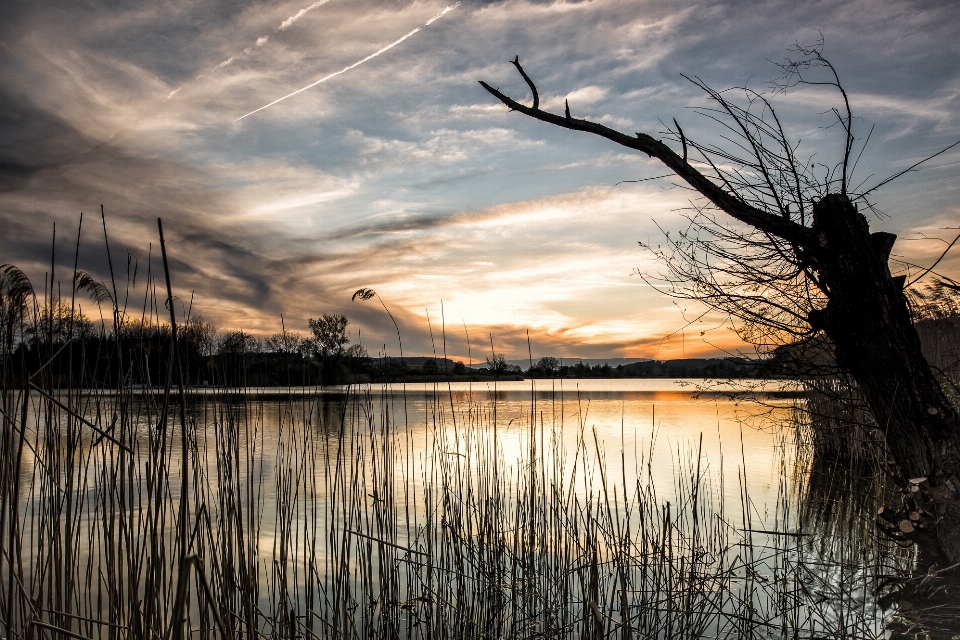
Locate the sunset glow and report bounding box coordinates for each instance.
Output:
[2,0,959,361]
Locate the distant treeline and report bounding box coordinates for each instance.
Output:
[11,312,956,387]
[541,357,775,379]
[5,324,777,388]
[2,306,366,388]
[8,318,957,386]
[1,299,785,387]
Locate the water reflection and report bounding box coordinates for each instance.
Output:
[3,379,912,638]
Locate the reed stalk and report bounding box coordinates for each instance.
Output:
[0,245,908,639]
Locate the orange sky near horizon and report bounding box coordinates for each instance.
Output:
[2,0,959,361]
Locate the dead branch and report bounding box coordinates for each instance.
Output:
[479,60,815,247]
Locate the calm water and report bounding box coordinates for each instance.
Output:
[9,378,899,638]
[327,378,800,516]
[23,378,802,527]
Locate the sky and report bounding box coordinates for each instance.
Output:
[2,0,959,363]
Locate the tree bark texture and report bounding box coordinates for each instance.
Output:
[807,195,960,564]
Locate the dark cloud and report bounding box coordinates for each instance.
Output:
[0,90,333,331]
[0,90,90,190]
[1,0,263,83]
[3,0,960,358]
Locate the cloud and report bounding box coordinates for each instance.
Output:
[210,0,330,76]
[540,85,609,111]
[0,93,352,335]
[278,0,334,31]
[3,0,960,360]
[236,4,460,121]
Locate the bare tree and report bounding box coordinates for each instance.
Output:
[180,317,217,357]
[266,328,305,355]
[307,313,353,385]
[485,353,510,378]
[532,356,560,377]
[480,46,960,564]
[218,330,255,356]
[307,314,350,361]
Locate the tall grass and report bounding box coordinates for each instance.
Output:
[0,251,904,638]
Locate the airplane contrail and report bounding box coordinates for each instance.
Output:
[215,0,334,71]
[236,3,459,122]
[279,0,333,30]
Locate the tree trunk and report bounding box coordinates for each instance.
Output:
[808,194,960,564]
[478,65,960,565]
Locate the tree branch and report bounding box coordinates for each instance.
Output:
[906,230,960,288]
[479,65,815,248]
[510,56,539,110]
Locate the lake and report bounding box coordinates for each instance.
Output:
[6,378,898,638]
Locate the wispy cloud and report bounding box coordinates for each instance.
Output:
[3,0,960,359]
[212,0,333,72]
[235,3,460,121]
[279,0,334,31]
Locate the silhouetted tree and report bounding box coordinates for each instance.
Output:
[481,45,960,564]
[485,353,509,378]
[308,313,353,384]
[266,328,305,355]
[345,344,368,359]
[307,314,349,360]
[531,356,560,377]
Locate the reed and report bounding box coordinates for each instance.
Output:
[0,246,902,638]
